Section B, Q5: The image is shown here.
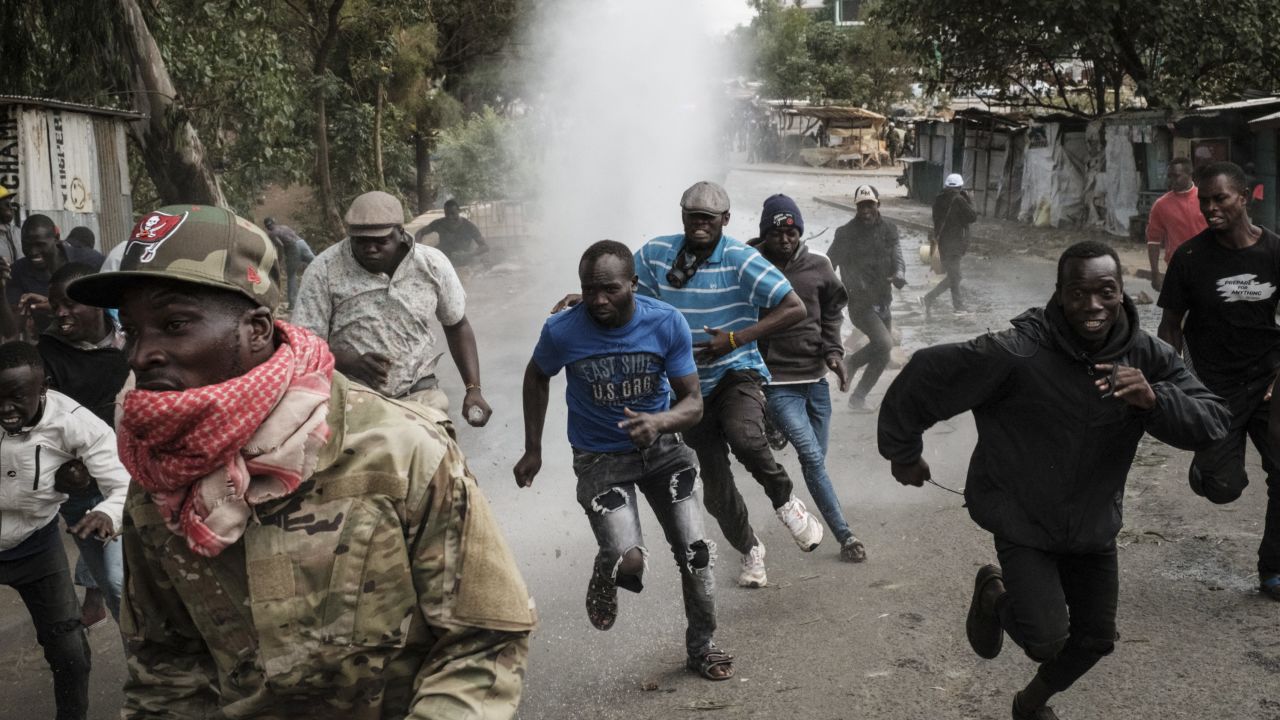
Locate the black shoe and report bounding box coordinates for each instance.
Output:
[1012,693,1060,720]
[1262,574,1280,601]
[1188,465,1206,498]
[967,564,1004,659]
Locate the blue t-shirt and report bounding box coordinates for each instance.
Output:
[533,295,697,452]
[635,234,793,396]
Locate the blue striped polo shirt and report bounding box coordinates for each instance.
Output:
[635,234,793,396]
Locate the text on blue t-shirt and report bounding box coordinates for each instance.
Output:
[532,294,698,452]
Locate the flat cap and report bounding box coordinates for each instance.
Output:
[680,181,730,215]
[345,191,405,236]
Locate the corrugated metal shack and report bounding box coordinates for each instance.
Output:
[0,96,141,252]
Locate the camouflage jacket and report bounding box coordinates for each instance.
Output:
[120,373,535,719]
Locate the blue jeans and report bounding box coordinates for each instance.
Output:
[72,535,123,621]
[765,379,853,543]
[61,495,124,621]
[573,434,717,658]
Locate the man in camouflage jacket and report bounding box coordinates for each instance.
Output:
[69,204,535,719]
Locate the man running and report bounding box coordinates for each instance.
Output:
[880,241,1229,719]
[748,194,866,563]
[827,184,906,411]
[556,181,824,588]
[516,240,732,681]
[923,173,978,315]
[1157,161,1280,602]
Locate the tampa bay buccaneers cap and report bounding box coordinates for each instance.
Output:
[68,205,282,310]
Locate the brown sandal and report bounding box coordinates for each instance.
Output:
[687,646,735,681]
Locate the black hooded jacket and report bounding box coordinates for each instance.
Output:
[878,296,1230,553]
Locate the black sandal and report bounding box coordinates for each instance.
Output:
[687,645,735,681]
[585,568,618,631]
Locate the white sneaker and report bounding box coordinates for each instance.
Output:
[776,495,824,551]
[738,541,767,588]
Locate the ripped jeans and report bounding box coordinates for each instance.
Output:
[573,433,717,657]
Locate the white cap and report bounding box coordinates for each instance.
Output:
[853,184,879,205]
[944,173,964,188]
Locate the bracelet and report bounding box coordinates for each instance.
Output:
[728,331,738,350]
[465,383,482,392]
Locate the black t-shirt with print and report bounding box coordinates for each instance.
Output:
[1158,227,1280,388]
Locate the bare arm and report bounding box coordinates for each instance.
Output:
[1157,308,1184,353]
[1147,243,1163,289]
[442,317,491,426]
[513,360,551,488]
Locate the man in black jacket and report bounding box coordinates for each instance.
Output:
[923,173,979,314]
[827,184,906,412]
[879,241,1229,720]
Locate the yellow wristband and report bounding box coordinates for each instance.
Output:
[465,383,482,392]
[728,331,738,350]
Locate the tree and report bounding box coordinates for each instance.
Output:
[743,0,914,111]
[876,0,1280,115]
[435,106,533,204]
[0,0,303,210]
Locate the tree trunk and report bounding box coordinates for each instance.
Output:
[374,81,385,187]
[313,92,344,237]
[310,0,347,239]
[414,131,434,213]
[118,0,226,207]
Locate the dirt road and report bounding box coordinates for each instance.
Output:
[3,168,1276,720]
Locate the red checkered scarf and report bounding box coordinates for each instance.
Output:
[118,322,335,557]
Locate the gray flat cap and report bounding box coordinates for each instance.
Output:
[680,181,730,215]
[345,191,404,236]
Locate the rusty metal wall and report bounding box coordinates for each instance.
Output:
[93,117,132,251]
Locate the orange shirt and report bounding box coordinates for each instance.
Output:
[1146,186,1207,262]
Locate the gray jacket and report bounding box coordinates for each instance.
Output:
[750,240,848,383]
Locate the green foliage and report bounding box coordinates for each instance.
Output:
[0,0,527,230]
[743,0,913,111]
[147,1,308,212]
[435,107,533,203]
[876,0,1280,113]
[0,2,132,101]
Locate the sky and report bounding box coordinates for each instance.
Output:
[706,0,757,33]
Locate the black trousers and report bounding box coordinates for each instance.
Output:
[1189,372,1280,575]
[0,531,92,720]
[684,370,794,555]
[994,538,1118,693]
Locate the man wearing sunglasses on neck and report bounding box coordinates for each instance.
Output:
[633,181,821,588]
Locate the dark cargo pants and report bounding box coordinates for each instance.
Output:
[684,370,794,555]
